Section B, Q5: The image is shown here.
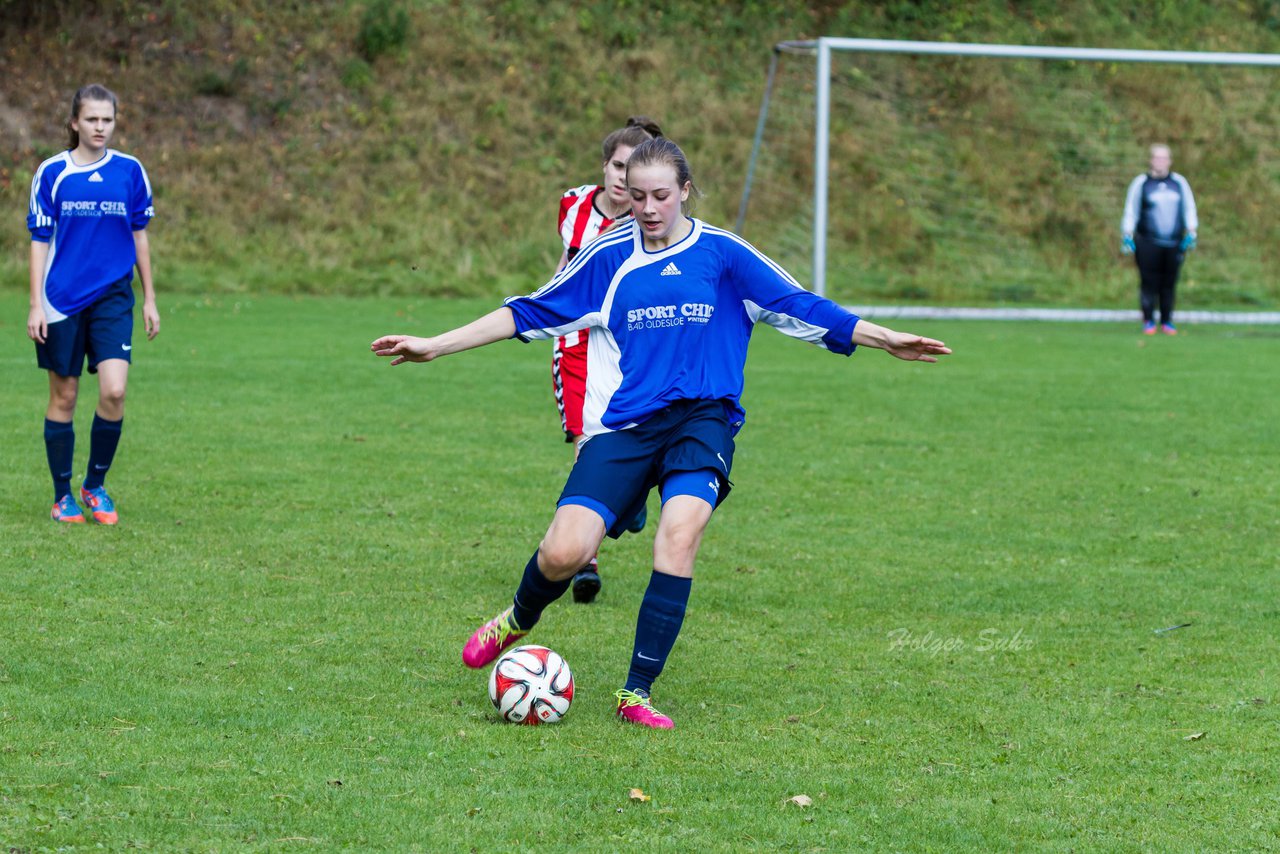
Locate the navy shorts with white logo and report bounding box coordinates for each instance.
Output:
[36,275,135,377]
[558,398,735,538]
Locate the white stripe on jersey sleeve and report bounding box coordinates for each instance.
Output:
[742,300,835,349]
[701,224,842,350]
[515,312,601,341]
[28,166,40,219]
[29,153,67,226]
[701,224,809,290]
[114,151,153,199]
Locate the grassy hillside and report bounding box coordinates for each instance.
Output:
[2,0,1278,306]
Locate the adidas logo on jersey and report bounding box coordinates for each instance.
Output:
[88,172,104,183]
[660,262,681,276]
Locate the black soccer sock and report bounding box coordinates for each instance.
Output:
[624,570,692,696]
[83,413,123,490]
[44,418,75,501]
[511,551,572,630]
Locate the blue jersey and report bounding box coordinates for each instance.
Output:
[27,149,154,322]
[505,218,861,436]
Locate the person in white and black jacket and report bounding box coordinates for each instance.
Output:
[1121,144,1198,335]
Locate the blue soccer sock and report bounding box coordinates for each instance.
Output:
[624,570,692,696]
[83,414,123,490]
[511,552,572,630]
[44,418,75,501]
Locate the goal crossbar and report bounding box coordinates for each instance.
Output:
[738,37,1280,298]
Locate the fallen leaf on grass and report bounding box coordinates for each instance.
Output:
[466,807,482,817]
[628,787,651,803]
[784,794,813,808]
[1183,732,1206,741]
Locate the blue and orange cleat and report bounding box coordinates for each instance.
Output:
[1161,323,1178,336]
[615,688,675,729]
[51,494,87,524]
[80,485,118,525]
[1142,321,1157,335]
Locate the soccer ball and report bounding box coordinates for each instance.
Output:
[488,645,574,725]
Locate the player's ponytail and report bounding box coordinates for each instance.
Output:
[625,137,702,211]
[66,83,118,150]
[626,115,663,138]
[601,115,664,163]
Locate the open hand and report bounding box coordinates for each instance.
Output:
[882,332,952,363]
[370,334,437,365]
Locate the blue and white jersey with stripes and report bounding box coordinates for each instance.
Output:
[1121,172,1197,248]
[27,149,154,322]
[505,218,861,437]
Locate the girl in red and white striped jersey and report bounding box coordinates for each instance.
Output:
[552,116,663,604]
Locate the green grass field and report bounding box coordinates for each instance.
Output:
[1,292,1277,850]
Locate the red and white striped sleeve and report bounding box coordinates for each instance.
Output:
[558,184,614,259]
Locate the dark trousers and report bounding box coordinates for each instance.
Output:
[1134,238,1183,326]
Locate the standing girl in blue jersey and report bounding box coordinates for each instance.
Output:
[372,138,950,728]
[26,84,158,524]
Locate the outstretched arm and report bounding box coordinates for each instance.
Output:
[371,307,517,366]
[852,319,951,363]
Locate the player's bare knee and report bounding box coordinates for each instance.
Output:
[99,385,126,413]
[653,525,704,571]
[537,535,593,579]
[656,526,696,556]
[49,382,78,416]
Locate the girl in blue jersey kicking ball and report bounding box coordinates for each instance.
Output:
[27,84,158,524]
[372,138,950,729]
[553,116,664,605]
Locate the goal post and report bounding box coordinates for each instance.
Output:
[739,37,1280,302]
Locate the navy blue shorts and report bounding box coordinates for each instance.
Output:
[36,276,135,377]
[558,399,735,538]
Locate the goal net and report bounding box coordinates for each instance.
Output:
[738,39,1280,311]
